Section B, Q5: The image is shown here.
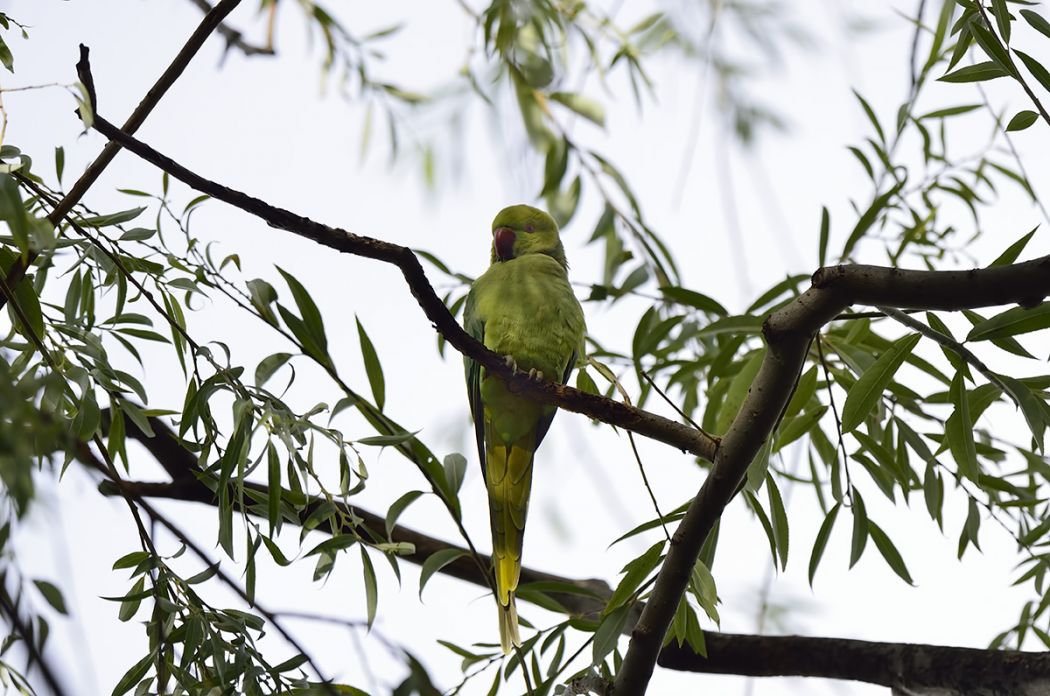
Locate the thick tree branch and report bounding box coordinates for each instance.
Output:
[612,261,1050,694]
[104,425,1050,693]
[82,106,719,463]
[659,635,1050,695]
[0,0,244,310]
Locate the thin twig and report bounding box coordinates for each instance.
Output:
[877,306,1010,395]
[0,588,67,696]
[0,0,246,310]
[639,371,708,435]
[815,336,853,505]
[185,0,275,56]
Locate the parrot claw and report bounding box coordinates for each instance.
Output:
[503,355,520,373]
[527,368,544,381]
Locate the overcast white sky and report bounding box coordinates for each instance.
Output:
[4,0,1050,694]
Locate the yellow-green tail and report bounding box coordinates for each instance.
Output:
[485,440,535,653]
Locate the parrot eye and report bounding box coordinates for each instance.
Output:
[524,224,535,233]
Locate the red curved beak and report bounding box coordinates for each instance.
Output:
[493,226,516,262]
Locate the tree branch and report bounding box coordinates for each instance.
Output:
[612,261,1050,694]
[658,634,1050,695]
[0,587,68,696]
[0,0,244,310]
[104,437,1050,693]
[69,35,1050,696]
[81,104,720,462]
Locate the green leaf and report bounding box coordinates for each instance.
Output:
[419,548,468,599]
[33,580,68,615]
[266,444,282,534]
[592,604,629,665]
[991,0,1011,43]
[938,60,1010,83]
[277,267,328,351]
[818,207,830,267]
[549,91,606,127]
[77,206,146,228]
[968,20,1015,75]
[695,314,764,338]
[923,463,944,527]
[868,522,914,584]
[112,551,150,571]
[356,316,385,411]
[118,227,156,241]
[967,302,1050,341]
[774,405,827,451]
[809,502,841,586]
[989,227,1037,267]
[184,563,220,586]
[54,146,64,183]
[841,183,902,259]
[361,547,378,629]
[273,654,309,673]
[998,374,1046,451]
[849,491,869,568]
[1021,9,1050,40]
[918,104,982,120]
[111,652,154,696]
[443,453,467,494]
[659,286,727,316]
[385,490,423,538]
[716,351,765,434]
[841,333,921,431]
[604,541,664,614]
[1016,50,1050,93]
[1006,110,1039,132]
[357,430,420,447]
[767,475,790,570]
[947,369,979,480]
[853,89,885,142]
[118,577,145,621]
[255,352,293,386]
[246,278,278,324]
[9,275,43,339]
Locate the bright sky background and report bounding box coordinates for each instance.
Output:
[5,0,1050,694]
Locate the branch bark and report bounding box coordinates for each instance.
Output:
[659,635,1050,695]
[0,0,244,310]
[104,414,1050,694]
[611,260,1050,694]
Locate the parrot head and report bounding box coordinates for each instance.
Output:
[490,205,566,267]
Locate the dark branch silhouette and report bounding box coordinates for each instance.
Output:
[45,30,1050,696]
[0,588,68,696]
[612,259,1050,694]
[94,413,1050,694]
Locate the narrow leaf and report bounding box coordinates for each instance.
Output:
[841,333,921,431]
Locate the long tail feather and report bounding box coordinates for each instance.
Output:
[486,440,535,652]
[498,597,520,653]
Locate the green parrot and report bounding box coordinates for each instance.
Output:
[463,204,586,653]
